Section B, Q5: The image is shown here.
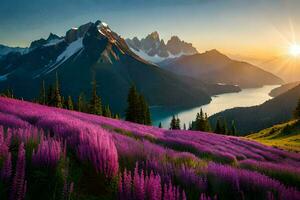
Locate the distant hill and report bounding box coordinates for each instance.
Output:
[269,81,300,97]
[259,56,300,82]
[209,84,300,135]
[126,32,198,63]
[160,49,284,88]
[247,120,300,152]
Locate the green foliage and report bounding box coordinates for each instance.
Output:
[103,105,112,118]
[89,78,102,115]
[38,80,47,105]
[125,85,151,125]
[294,97,300,119]
[77,93,88,113]
[0,88,14,98]
[191,109,211,132]
[54,72,63,108]
[170,115,181,130]
[67,96,74,110]
[247,120,300,152]
[158,122,162,128]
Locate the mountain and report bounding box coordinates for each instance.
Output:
[269,81,300,97]
[0,20,218,113]
[0,44,28,58]
[258,56,300,82]
[209,84,300,135]
[160,49,284,88]
[126,32,198,63]
[247,120,300,152]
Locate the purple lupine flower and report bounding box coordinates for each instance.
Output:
[10,143,26,200]
[133,164,145,200]
[1,152,12,182]
[32,138,62,168]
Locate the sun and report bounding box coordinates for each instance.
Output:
[289,43,300,57]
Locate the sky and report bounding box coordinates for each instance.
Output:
[1,0,300,60]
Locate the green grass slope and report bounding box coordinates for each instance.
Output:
[247,120,300,152]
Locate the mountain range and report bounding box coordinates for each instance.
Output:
[210,84,300,135]
[0,20,239,113]
[160,49,284,88]
[126,32,198,63]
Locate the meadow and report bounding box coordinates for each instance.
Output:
[0,97,299,200]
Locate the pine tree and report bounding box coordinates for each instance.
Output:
[204,113,212,132]
[126,85,139,123]
[1,88,14,98]
[214,118,222,134]
[78,93,87,112]
[294,97,300,119]
[89,78,102,115]
[67,96,74,110]
[230,120,238,136]
[221,118,228,135]
[192,109,211,132]
[47,85,54,106]
[170,115,177,130]
[38,80,46,105]
[175,116,181,130]
[53,72,63,108]
[158,122,162,128]
[103,105,112,118]
[125,85,151,125]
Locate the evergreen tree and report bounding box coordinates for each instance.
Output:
[192,109,211,132]
[170,115,177,130]
[214,118,222,134]
[230,120,237,136]
[103,105,112,118]
[125,85,151,125]
[175,116,181,130]
[221,118,228,135]
[126,85,139,123]
[67,96,74,110]
[158,122,162,128]
[204,113,212,132]
[53,72,63,108]
[78,93,87,112]
[1,88,14,98]
[47,85,54,106]
[38,80,46,105]
[89,78,102,115]
[183,123,186,130]
[294,97,300,119]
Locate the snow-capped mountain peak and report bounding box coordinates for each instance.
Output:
[126,32,198,63]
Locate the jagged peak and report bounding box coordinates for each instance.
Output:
[47,33,60,41]
[146,31,160,41]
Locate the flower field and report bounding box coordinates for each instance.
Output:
[0,97,299,200]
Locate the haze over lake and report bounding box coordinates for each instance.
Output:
[152,85,280,128]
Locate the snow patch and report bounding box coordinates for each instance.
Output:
[56,37,83,63]
[34,37,84,77]
[44,39,64,47]
[0,73,10,81]
[130,48,188,64]
[101,22,108,27]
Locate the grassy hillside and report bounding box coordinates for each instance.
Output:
[247,120,300,152]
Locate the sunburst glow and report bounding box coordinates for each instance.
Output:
[289,43,300,57]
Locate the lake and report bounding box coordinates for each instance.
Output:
[151,85,280,128]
